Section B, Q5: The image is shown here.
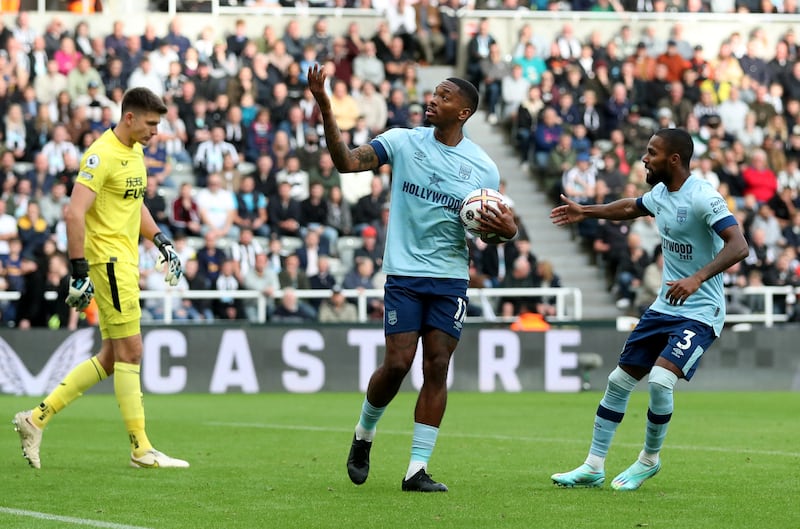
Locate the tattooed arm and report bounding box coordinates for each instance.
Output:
[308,64,380,173]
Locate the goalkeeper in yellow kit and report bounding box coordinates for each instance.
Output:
[13,87,189,469]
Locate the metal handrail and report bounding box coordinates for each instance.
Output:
[1,285,796,326]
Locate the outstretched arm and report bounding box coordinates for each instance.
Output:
[308,64,380,174]
[550,194,645,226]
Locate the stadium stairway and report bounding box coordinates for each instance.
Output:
[463,109,616,321]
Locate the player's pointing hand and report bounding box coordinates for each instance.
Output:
[308,64,327,102]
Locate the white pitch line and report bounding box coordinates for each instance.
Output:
[0,507,154,529]
[206,421,800,459]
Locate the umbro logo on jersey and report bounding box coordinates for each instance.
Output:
[121,161,128,166]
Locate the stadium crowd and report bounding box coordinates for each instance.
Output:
[0,5,800,328]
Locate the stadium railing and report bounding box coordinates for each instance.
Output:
[0,285,795,326]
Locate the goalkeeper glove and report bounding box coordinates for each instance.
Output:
[153,232,183,287]
[65,258,94,310]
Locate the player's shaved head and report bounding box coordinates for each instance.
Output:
[446,77,479,115]
[654,128,693,169]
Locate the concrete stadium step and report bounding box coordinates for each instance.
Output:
[465,110,617,321]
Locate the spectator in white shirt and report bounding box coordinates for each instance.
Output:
[195,173,238,240]
[39,124,79,176]
[127,56,164,97]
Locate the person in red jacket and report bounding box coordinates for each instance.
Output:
[742,148,778,204]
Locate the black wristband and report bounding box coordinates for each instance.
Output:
[153,232,172,251]
[70,258,89,278]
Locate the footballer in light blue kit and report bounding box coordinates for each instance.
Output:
[308,65,518,492]
[550,128,748,491]
[372,125,500,281]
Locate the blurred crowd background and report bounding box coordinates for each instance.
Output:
[1,1,800,329]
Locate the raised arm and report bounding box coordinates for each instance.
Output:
[307,64,380,174]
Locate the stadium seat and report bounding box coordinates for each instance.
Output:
[336,236,363,271]
[280,236,304,254]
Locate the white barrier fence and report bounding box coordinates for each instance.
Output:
[0,286,797,327]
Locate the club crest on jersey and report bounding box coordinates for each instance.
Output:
[459,164,472,180]
[85,154,100,169]
[387,310,397,326]
[676,207,688,224]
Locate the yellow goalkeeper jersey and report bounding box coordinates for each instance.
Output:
[75,129,146,266]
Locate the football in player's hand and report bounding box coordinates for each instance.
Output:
[459,188,510,240]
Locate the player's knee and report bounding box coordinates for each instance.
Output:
[648,365,678,391]
[608,366,638,393]
[381,353,414,380]
[421,353,450,383]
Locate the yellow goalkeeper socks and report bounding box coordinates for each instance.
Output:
[114,362,153,457]
[32,356,108,430]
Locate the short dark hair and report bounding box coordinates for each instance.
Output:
[121,87,167,116]
[446,77,479,115]
[655,128,693,169]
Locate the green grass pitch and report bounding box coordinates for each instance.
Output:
[1,392,798,529]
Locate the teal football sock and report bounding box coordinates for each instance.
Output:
[643,366,678,458]
[355,397,386,441]
[588,367,638,465]
[406,422,439,481]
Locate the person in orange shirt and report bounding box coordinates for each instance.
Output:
[655,40,690,83]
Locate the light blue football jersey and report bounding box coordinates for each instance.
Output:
[372,126,500,280]
[639,175,738,336]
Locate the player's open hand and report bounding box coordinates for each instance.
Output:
[307,64,327,102]
[550,194,585,226]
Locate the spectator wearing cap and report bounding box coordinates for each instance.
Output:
[631,42,657,83]
[73,80,110,123]
[562,151,597,205]
[318,285,359,323]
